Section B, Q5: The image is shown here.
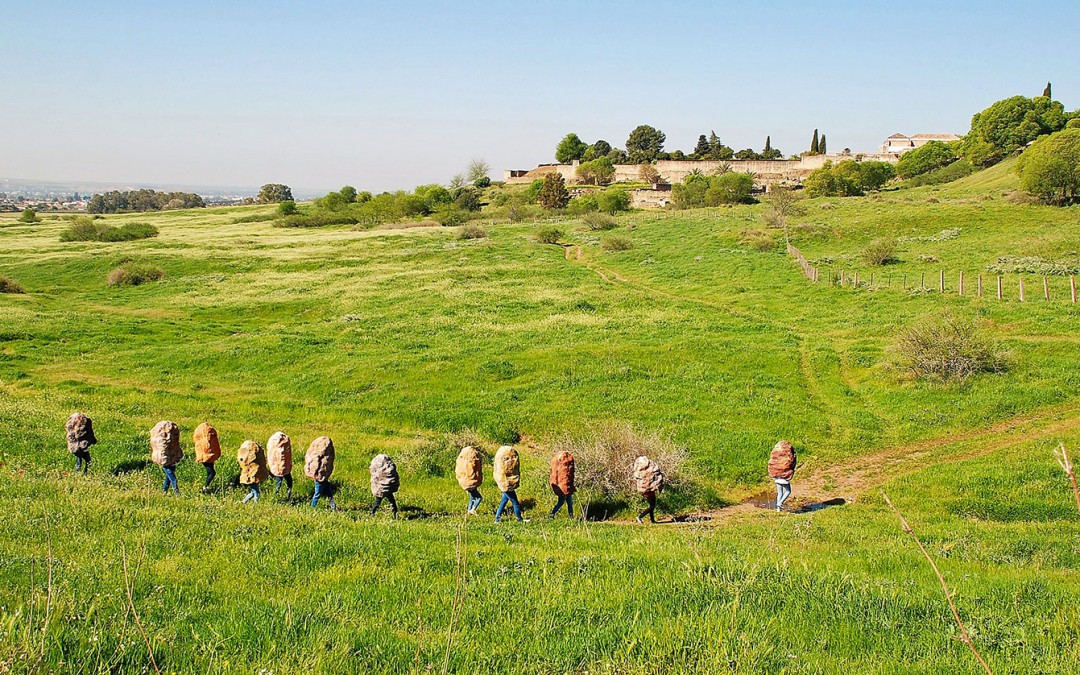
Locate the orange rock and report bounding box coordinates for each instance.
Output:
[193,423,222,464]
[455,446,483,490]
[267,431,293,477]
[237,440,269,485]
[493,445,520,492]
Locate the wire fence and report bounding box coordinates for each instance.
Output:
[787,244,1078,304]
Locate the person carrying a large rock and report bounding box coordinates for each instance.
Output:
[150,420,183,495]
[455,446,484,515]
[633,455,664,524]
[493,445,527,523]
[304,436,337,510]
[369,453,400,516]
[237,439,270,503]
[66,412,97,475]
[193,422,222,493]
[768,440,797,513]
[549,450,576,519]
[267,431,293,499]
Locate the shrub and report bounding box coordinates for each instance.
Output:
[397,428,490,479]
[535,226,563,244]
[896,141,958,179]
[596,188,631,214]
[274,211,359,228]
[277,200,298,216]
[18,209,39,223]
[457,224,489,240]
[601,234,633,252]
[1017,128,1080,205]
[0,276,25,293]
[434,204,471,226]
[582,212,618,231]
[107,263,165,287]
[551,422,688,500]
[861,238,898,265]
[60,218,159,242]
[900,159,975,187]
[231,213,275,224]
[566,194,599,215]
[891,312,1007,381]
[740,229,778,252]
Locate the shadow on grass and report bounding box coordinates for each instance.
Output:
[580,498,629,522]
[112,459,150,475]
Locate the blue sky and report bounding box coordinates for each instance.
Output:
[2,0,1077,192]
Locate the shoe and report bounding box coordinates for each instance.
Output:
[467,509,477,516]
[776,506,782,513]
[521,518,530,523]
[636,515,644,524]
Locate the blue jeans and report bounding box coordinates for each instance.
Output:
[775,480,791,510]
[495,491,522,522]
[466,488,483,513]
[274,473,293,495]
[242,484,260,503]
[551,493,574,517]
[161,465,179,494]
[312,480,337,509]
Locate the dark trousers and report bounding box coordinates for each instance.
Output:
[274,473,293,495]
[638,492,656,523]
[74,450,91,474]
[371,494,398,515]
[202,462,216,489]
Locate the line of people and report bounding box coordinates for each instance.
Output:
[66,412,800,519]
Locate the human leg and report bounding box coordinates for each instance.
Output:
[550,494,565,517]
[495,491,511,522]
[284,473,293,498]
[371,496,383,515]
[507,490,523,521]
[203,462,216,491]
[311,480,323,507]
[637,492,656,523]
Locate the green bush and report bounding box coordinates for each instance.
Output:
[274,211,359,228]
[456,224,488,240]
[1017,128,1080,205]
[900,159,974,187]
[582,212,618,231]
[896,141,958,179]
[601,234,633,251]
[535,226,564,244]
[861,238,898,265]
[805,160,895,197]
[231,213,275,224]
[891,312,1007,381]
[0,276,25,293]
[277,200,298,216]
[59,218,159,242]
[18,209,39,223]
[107,263,166,287]
[597,188,631,213]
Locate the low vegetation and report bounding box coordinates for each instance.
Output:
[861,237,898,265]
[0,275,24,293]
[892,312,1007,381]
[601,234,633,251]
[534,225,563,244]
[106,262,166,287]
[60,218,159,242]
[456,223,488,240]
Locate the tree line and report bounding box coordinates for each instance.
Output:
[555,126,786,165]
[86,189,204,214]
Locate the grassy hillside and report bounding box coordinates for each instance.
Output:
[1,169,1078,672]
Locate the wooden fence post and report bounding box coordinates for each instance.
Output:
[939,269,945,293]
[1019,277,1025,302]
[977,273,983,298]
[1044,276,1050,301]
[921,272,925,290]
[854,272,859,289]
[959,271,964,296]
[841,270,845,287]
[870,272,875,287]
[1071,275,1076,303]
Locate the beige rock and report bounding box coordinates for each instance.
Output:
[369,454,400,497]
[633,455,663,494]
[304,436,335,482]
[150,420,183,467]
[455,446,483,490]
[193,423,222,464]
[267,431,293,477]
[493,445,520,492]
[237,440,269,485]
[65,412,97,454]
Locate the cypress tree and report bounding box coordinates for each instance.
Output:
[819,134,827,154]
[764,136,772,153]
[1043,82,1052,98]
[692,134,710,159]
[810,129,819,154]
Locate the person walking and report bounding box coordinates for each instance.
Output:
[768,440,797,512]
[455,445,484,515]
[267,431,294,498]
[369,453,400,516]
[150,420,183,495]
[304,436,337,510]
[549,450,575,519]
[633,455,664,524]
[193,422,222,493]
[237,439,269,503]
[493,445,527,523]
[65,412,97,475]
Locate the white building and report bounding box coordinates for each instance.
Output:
[881,133,961,154]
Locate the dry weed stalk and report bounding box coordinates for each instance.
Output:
[442,514,469,674]
[881,491,993,675]
[1054,443,1080,514]
[121,541,161,675]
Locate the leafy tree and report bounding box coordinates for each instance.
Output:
[448,174,467,190]
[1068,118,1080,130]
[606,148,629,164]
[626,125,665,163]
[473,176,492,188]
[856,161,895,190]
[356,191,373,203]
[761,136,783,160]
[733,148,760,160]
[896,141,957,179]
[339,186,357,203]
[453,187,483,212]
[537,173,569,209]
[692,135,710,159]
[962,95,1067,166]
[18,208,39,223]
[523,179,546,203]
[87,189,204,213]
[1017,128,1080,204]
[638,164,661,184]
[467,159,491,183]
[277,200,298,216]
[556,133,589,163]
[705,172,754,205]
[707,131,734,160]
[810,129,819,154]
[596,187,630,214]
[576,157,615,185]
[819,134,827,154]
[582,140,612,161]
[805,160,894,197]
[760,185,805,241]
[258,184,293,203]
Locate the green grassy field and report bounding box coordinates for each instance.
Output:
[1,165,1078,672]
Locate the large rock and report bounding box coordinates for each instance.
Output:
[549,450,575,495]
[493,445,520,492]
[767,440,797,481]
[455,446,483,490]
[193,423,222,464]
[632,455,664,494]
[267,431,293,477]
[304,436,335,482]
[369,454,400,497]
[65,412,97,454]
[150,421,183,467]
[237,440,269,485]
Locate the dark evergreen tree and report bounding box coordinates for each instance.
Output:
[1043,82,1052,98]
[692,134,710,159]
[810,129,819,154]
[819,134,827,154]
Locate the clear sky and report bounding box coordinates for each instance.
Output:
[2,0,1078,193]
